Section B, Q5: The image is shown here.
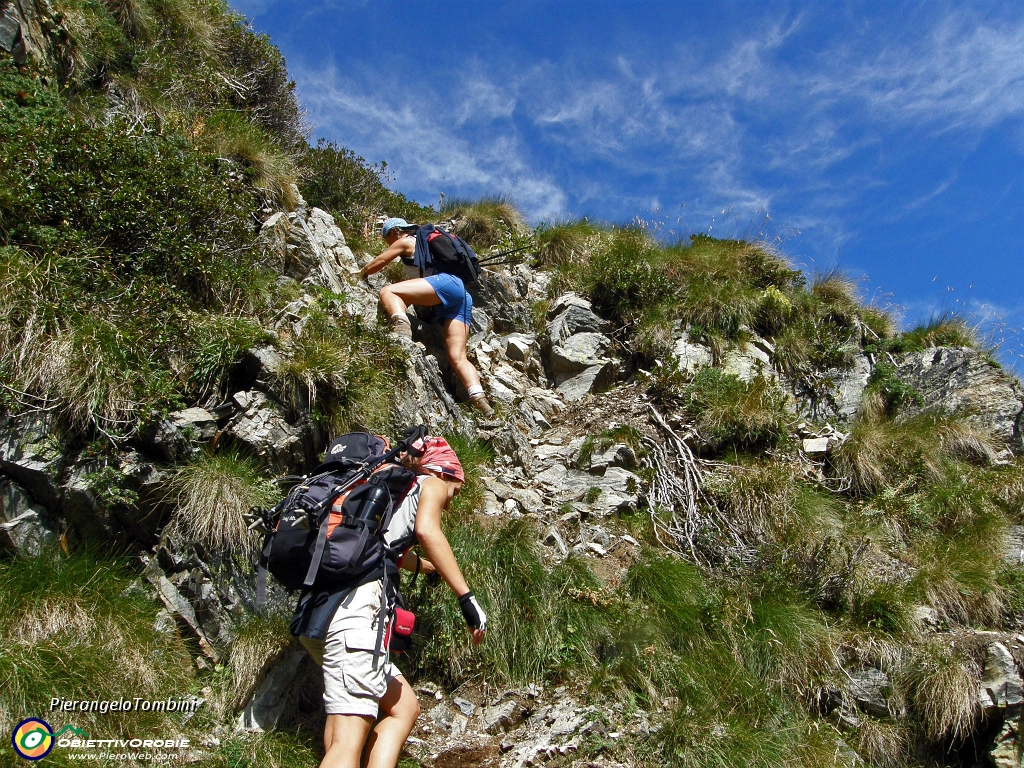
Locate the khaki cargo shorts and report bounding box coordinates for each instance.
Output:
[299,580,402,717]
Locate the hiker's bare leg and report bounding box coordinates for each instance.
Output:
[379,279,442,317]
[443,318,482,392]
[322,714,374,768]
[361,675,420,768]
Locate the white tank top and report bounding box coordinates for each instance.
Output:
[384,475,426,553]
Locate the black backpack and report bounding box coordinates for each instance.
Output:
[251,428,425,605]
[413,224,482,285]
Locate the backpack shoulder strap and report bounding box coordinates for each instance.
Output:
[450,233,481,282]
[413,225,438,276]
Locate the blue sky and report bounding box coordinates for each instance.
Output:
[231,0,1024,364]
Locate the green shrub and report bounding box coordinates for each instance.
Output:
[909,531,1005,626]
[203,732,319,768]
[848,580,915,635]
[219,17,306,149]
[217,615,292,712]
[584,229,671,325]
[863,361,924,417]
[301,139,432,239]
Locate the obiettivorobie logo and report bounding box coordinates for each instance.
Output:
[12,719,87,761]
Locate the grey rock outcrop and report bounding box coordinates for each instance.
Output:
[226,391,315,472]
[237,650,307,732]
[892,347,1024,448]
[395,345,474,436]
[480,419,535,468]
[0,412,65,510]
[795,355,872,423]
[145,407,219,463]
[0,478,56,555]
[847,668,891,718]
[474,269,532,333]
[0,0,46,65]
[723,332,775,383]
[545,294,617,402]
[147,568,220,662]
[979,642,1023,714]
[990,718,1022,768]
[588,443,637,475]
[546,293,610,343]
[258,207,359,293]
[672,332,713,374]
[533,463,641,516]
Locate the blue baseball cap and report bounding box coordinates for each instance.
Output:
[381,217,415,236]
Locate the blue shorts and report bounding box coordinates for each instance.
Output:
[425,273,472,326]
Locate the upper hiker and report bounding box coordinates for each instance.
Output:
[358,217,494,418]
[294,435,486,768]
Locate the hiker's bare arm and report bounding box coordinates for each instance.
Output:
[361,237,415,276]
[398,550,435,575]
[414,477,470,595]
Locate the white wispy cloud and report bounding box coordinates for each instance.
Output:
[295,63,566,217]
[286,3,1024,238]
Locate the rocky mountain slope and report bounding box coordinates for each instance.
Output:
[5,192,1024,768]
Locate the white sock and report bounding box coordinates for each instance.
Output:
[467,385,484,398]
[391,312,409,323]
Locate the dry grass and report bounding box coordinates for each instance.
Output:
[534,218,606,268]
[810,270,861,327]
[901,313,982,351]
[104,0,156,40]
[911,536,1005,626]
[204,113,300,209]
[705,459,799,541]
[683,369,792,452]
[851,717,911,768]
[441,194,528,249]
[832,414,1000,496]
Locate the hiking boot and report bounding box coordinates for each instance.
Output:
[469,393,494,418]
[390,317,413,339]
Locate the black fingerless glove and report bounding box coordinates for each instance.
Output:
[458,591,487,631]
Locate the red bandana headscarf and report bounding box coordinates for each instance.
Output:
[413,437,465,483]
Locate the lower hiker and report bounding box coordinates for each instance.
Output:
[295,436,487,768]
[358,218,494,418]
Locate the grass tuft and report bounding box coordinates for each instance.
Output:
[682,369,791,452]
[900,313,982,351]
[166,452,279,553]
[534,218,606,268]
[441,194,528,249]
[832,413,999,497]
[902,637,981,742]
[219,615,293,711]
